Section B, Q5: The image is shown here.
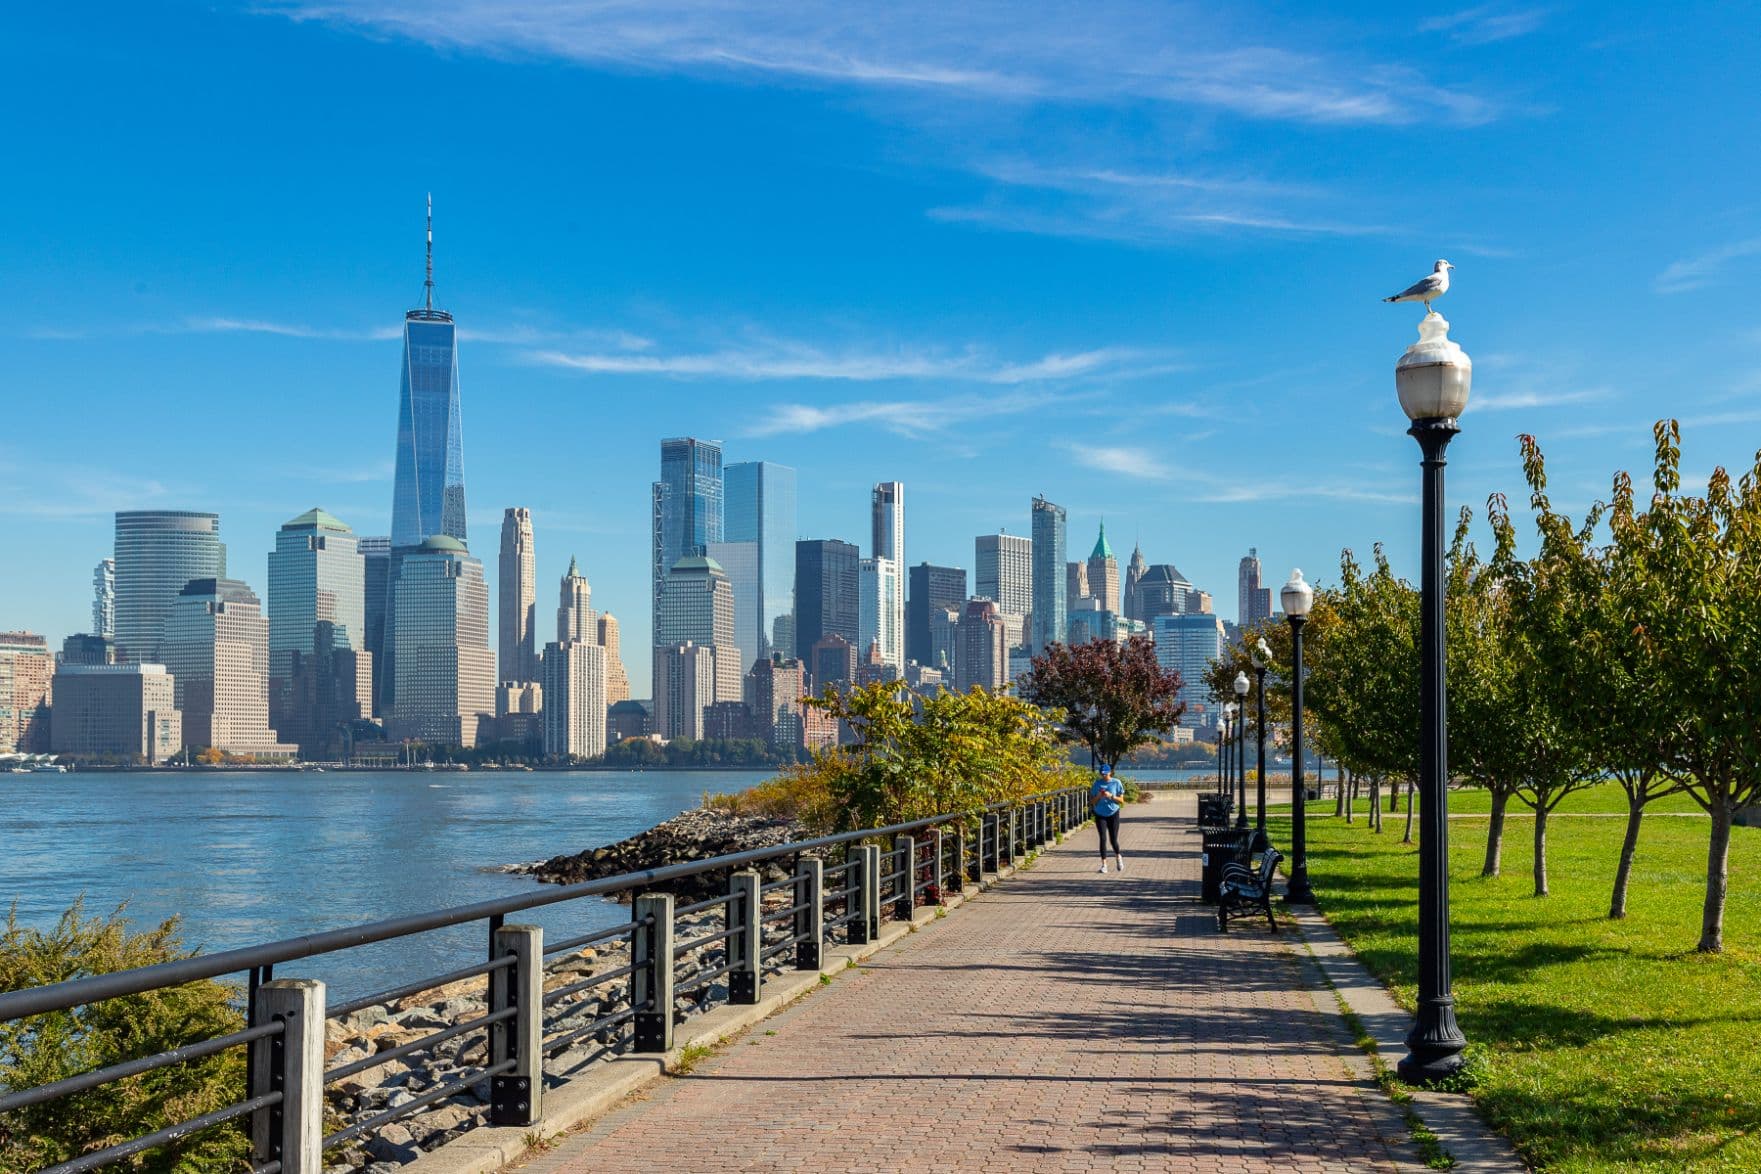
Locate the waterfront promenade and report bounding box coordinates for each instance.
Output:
[511,796,1420,1173]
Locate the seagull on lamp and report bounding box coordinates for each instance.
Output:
[1384,260,1453,314]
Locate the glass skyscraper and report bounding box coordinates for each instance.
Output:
[1030,496,1067,653]
[267,508,364,735]
[652,438,724,645]
[390,203,466,549]
[113,511,228,664]
[724,460,796,666]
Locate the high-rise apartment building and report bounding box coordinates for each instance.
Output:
[974,533,1033,620]
[557,556,594,643]
[50,664,181,762]
[92,558,115,640]
[858,556,903,672]
[542,639,607,759]
[1154,613,1227,729]
[1030,497,1067,653]
[113,511,227,664]
[267,509,365,738]
[359,535,391,715]
[1088,522,1121,615]
[955,599,1009,694]
[499,508,538,683]
[725,461,797,664]
[809,633,857,693]
[906,563,966,666]
[0,632,53,753]
[870,482,906,669]
[929,606,961,677]
[597,613,631,704]
[1238,547,1272,627]
[654,641,715,741]
[160,579,294,758]
[745,653,805,750]
[652,438,724,643]
[794,539,860,664]
[385,536,495,747]
[390,199,467,549]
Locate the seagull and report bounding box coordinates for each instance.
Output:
[1384,259,1454,313]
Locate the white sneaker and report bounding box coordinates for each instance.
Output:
[1097,862,1109,874]
[1116,855,1125,871]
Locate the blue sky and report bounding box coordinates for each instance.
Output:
[4,2,1759,694]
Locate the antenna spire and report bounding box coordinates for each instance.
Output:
[424,193,434,311]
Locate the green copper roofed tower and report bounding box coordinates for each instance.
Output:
[1091,519,1114,560]
[391,196,467,549]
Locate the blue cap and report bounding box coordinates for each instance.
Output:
[1099,763,1112,773]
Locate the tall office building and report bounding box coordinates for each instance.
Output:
[1135,564,1200,623]
[92,558,115,640]
[725,461,797,664]
[794,539,860,663]
[929,606,961,677]
[745,653,805,751]
[906,563,966,666]
[1238,547,1272,627]
[284,621,372,760]
[161,579,294,758]
[1088,522,1121,615]
[652,438,724,644]
[974,533,1032,618]
[954,599,1009,694]
[267,508,365,737]
[50,664,181,763]
[390,198,467,549]
[113,511,227,664]
[541,639,607,759]
[556,556,593,643]
[61,634,114,666]
[858,556,903,672]
[809,633,857,693]
[705,539,760,677]
[0,632,53,753]
[385,536,495,747]
[597,613,631,704]
[499,508,538,683]
[1066,561,1089,607]
[359,536,391,716]
[1154,613,1227,729]
[1124,543,1149,622]
[1030,497,1067,653]
[655,555,741,705]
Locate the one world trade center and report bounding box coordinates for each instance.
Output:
[391,196,466,549]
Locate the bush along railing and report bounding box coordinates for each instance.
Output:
[0,786,1090,1172]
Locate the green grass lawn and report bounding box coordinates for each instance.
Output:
[1267,783,1761,1172]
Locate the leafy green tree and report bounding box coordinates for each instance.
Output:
[1019,636,1185,770]
[0,902,249,1172]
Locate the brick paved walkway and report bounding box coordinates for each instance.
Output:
[519,796,1416,1173]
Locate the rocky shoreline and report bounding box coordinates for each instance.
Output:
[323,807,809,1171]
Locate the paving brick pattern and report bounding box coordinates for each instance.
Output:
[522,798,1415,1173]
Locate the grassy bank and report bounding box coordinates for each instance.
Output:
[1269,782,1761,1171]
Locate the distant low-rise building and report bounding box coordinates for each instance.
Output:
[49,663,181,762]
[607,699,653,743]
[704,700,754,741]
[60,633,115,666]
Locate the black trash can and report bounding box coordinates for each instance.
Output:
[1197,794,1230,825]
[1199,825,1252,904]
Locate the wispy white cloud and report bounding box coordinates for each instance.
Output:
[185,316,403,341]
[1068,444,1176,481]
[1199,481,1419,506]
[1656,236,1761,294]
[744,391,1074,438]
[1420,5,1548,46]
[0,453,174,519]
[529,341,1152,385]
[1472,386,1613,411]
[268,1,1498,128]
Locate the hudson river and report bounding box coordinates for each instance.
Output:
[0,769,767,999]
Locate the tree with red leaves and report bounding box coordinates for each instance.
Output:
[1019,635,1185,770]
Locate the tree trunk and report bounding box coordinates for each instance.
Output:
[1402,778,1415,844]
[1610,795,1644,919]
[1532,802,1549,896]
[1344,770,1355,823]
[1335,772,1346,817]
[1388,784,1400,813]
[1482,788,1508,877]
[1698,801,1732,953]
[1370,776,1383,833]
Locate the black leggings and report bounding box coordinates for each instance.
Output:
[1096,813,1121,857]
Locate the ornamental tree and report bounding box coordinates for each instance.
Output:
[1019,635,1185,771]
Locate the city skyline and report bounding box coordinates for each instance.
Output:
[8,6,1759,698]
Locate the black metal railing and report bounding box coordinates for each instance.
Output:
[0,785,1089,1172]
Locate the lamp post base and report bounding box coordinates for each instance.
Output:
[1284,872,1316,905]
[1397,997,1467,1084]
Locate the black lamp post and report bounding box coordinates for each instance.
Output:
[1221,705,1236,799]
[1232,672,1250,828]
[1282,571,1315,904]
[1394,308,1472,1084]
[1250,638,1271,831]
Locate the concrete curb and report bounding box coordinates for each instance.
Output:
[403,852,1048,1173]
[1284,903,1530,1173]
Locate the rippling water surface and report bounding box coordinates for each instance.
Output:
[0,769,766,998]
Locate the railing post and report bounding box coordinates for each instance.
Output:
[1000,810,1015,868]
[632,893,675,1053]
[488,923,543,1126]
[928,828,946,904]
[728,869,762,1004]
[893,835,915,921]
[795,856,823,970]
[984,813,999,873]
[861,843,881,941]
[845,843,868,945]
[249,978,323,1174]
[951,824,969,891]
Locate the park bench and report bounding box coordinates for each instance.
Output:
[1217,846,1282,934]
